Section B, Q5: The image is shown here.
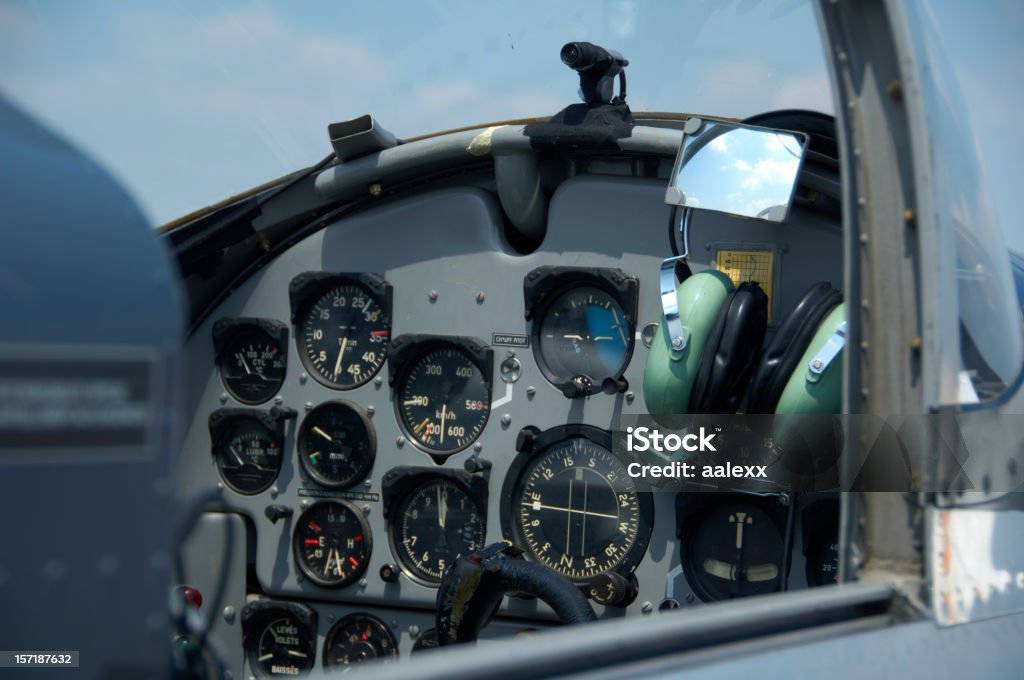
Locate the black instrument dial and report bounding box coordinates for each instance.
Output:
[806,536,840,587]
[297,401,375,488]
[293,501,371,588]
[510,437,648,583]
[396,347,490,455]
[322,614,398,669]
[250,613,315,678]
[213,416,282,495]
[536,286,633,385]
[214,319,288,404]
[684,501,785,601]
[296,282,390,389]
[392,478,485,584]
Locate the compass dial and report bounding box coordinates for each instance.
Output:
[510,437,647,583]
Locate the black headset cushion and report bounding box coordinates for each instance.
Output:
[690,282,769,414]
[744,281,842,414]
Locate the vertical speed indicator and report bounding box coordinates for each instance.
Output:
[392,340,492,457]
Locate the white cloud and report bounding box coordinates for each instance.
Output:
[710,135,729,153]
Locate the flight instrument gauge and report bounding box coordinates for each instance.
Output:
[383,468,488,584]
[501,425,653,584]
[524,267,638,395]
[293,501,372,588]
[209,408,293,495]
[289,272,393,390]
[322,614,398,669]
[241,600,316,678]
[388,336,493,459]
[212,318,288,405]
[679,494,787,601]
[297,400,375,488]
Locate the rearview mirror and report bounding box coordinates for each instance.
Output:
[665,118,808,222]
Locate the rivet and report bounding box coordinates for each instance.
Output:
[429,290,438,302]
[501,414,512,427]
[369,182,382,197]
[366,405,375,416]
[275,396,283,405]
[305,402,313,411]
[474,442,483,452]
[476,292,485,303]
[299,373,308,384]
[396,436,405,448]
[222,606,236,623]
[220,393,228,403]
[526,386,536,397]
[374,376,383,388]
[270,485,279,498]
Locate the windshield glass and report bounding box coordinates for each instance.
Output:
[0,0,830,224]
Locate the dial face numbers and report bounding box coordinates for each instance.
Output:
[214,417,282,495]
[685,502,784,601]
[218,326,287,404]
[536,286,632,384]
[298,283,389,389]
[297,401,375,488]
[512,438,643,583]
[397,347,490,454]
[251,614,315,678]
[806,536,840,587]
[293,501,371,588]
[322,614,398,669]
[393,478,485,584]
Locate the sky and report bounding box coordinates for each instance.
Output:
[0,0,1020,252]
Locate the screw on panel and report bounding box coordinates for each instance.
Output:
[396,436,405,448]
[812,359,823,370]
[375,376,383,388]
[501,414,512,428]
[362,505,371,515]
[671,337,684,350]
[300,373,308,384]
[474,442,483,452]
[359,578,368,588]
[301,499,311,508]
[429,290,438,302]
[220,393,228,403]
[476,292,485,304]
[222,606,236,623]
[887,79,904,102]
[270,485,279,498]
[275,396,283,405]
[625,392,635,403]
[305,402,313,412]
[366,405,375,416]
[369,182,382,197]
[409,624,421,638]
[217,482,224,491]
[526,386,536,398]
[364,479,372,487]
[641,601,653,614]
[327,614,335,623]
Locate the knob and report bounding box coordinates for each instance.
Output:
[379,563,401,583]
[562,375,593,399]
[264,505,293,524]
[589,572,637,607]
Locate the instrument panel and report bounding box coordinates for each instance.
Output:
[175,176,843,675]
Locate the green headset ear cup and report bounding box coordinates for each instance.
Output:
[775,303,846,414]
[643,270,734,414]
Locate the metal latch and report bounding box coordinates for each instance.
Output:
[807,320,847,383]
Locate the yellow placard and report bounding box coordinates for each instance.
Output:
[715,249,775,321]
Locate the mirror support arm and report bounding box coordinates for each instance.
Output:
[659,208,693,350]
